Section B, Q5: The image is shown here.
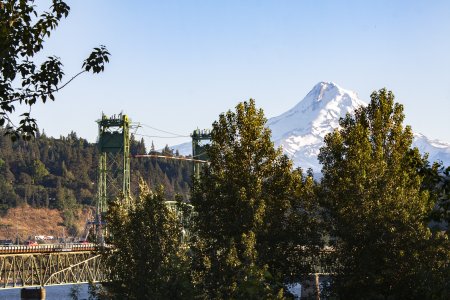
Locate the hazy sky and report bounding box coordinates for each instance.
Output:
[28,0,450,149]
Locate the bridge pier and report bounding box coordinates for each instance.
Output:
[300,274,332,300]
[300,274,320,300]
[20,287,46,299]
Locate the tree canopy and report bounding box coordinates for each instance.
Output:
[191,99,322,298]
[318,88,450,299]
[105,182,193,299]
[0,0,110,139]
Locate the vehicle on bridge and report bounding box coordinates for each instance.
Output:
[25,240,38,246]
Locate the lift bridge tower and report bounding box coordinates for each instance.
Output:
[95,113,131,239]
[191,129,211,178]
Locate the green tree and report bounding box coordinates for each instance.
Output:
[31,159,48,183]
[105,181,193,299]
[0,177,18,210]
[436,166,450,234]
[0,0,110,139]
[191,99,320,298]
[422,161,450,235]
[318,88,450,299]
[55,185,78,234]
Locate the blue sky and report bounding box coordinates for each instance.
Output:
[30,0,450,149]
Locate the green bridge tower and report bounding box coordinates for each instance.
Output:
[96,113,131,232]
[191,129,211,178]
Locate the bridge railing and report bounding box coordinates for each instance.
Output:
[0,243,99,255]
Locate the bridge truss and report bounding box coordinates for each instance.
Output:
[0,249,106,289]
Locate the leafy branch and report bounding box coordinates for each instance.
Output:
[0,0,110,140]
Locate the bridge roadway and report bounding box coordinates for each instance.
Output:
[1,243,335,299]
[0,243,108,289]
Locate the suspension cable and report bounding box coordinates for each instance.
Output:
[135,123,190,138]
[134,133,189,139]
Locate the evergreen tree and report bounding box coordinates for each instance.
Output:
[318,89,450,299]
[150,141,156,154]
[31,159,49,183]
[105,181,193,299]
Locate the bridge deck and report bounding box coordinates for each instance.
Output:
[0,244,108,289]
[0,243,97,255]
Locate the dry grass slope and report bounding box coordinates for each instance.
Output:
[0,205,93,242]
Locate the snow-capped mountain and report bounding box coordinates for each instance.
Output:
[268,81,450,170]
[267,82,366,170]
[412,133,450,167]
[171,82,450,171]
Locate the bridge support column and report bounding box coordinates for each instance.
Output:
[20,287,46,300]
[300,274,331,300]
[300,274,320,300]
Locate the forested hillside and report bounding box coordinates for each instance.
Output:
[0,129,193,214]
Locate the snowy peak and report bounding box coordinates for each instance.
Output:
[266,82,366,170]
[299,81,360,110]
[413,133,450,165]
[268,81,365,141]
[267,82,450,170]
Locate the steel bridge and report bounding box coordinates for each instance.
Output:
[0,114,204,295]
[0,244,107,290]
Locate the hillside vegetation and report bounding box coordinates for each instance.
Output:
[0,129,193,237]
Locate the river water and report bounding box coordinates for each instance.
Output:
[0,283,303,299]
[0,284,91,299]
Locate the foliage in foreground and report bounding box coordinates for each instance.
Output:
[318,88,450,299]
[90,95,448,299]
[105,182,193,300]
[191,100,323,299]
[0,0,110,139]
